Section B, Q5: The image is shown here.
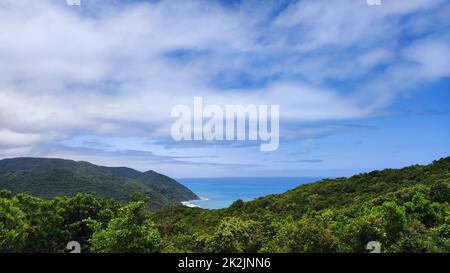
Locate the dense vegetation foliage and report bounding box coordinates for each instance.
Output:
[1,157,449,253]
[0,158,198,209]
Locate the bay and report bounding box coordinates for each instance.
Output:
[178,177,324,209]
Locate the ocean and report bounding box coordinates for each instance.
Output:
[178,177,323,209]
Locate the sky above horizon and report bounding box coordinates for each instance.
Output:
[0,0,449,178]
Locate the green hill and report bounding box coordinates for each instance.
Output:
[232,156,450,215]
[0,157,198,209]
[154,157,450,252]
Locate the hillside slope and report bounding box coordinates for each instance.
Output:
[233,156,450,216]
[154,157,450,252]
[0,157,198,209]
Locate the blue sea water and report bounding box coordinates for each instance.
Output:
[178,177,323,209]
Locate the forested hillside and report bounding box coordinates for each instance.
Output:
[1,157,449,253]
[0,158,198,209]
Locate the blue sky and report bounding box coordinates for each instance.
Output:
[0,0,449,177]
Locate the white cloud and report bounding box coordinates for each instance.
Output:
[358,49,393,69]
[0,0,449,165]
[0,129,42,147]
[404,39,450,79]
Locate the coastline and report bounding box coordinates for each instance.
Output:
[181,196,209,208]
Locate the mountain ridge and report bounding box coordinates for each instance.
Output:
[0,157,199,209]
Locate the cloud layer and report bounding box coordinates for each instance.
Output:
[0,0,449,175]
